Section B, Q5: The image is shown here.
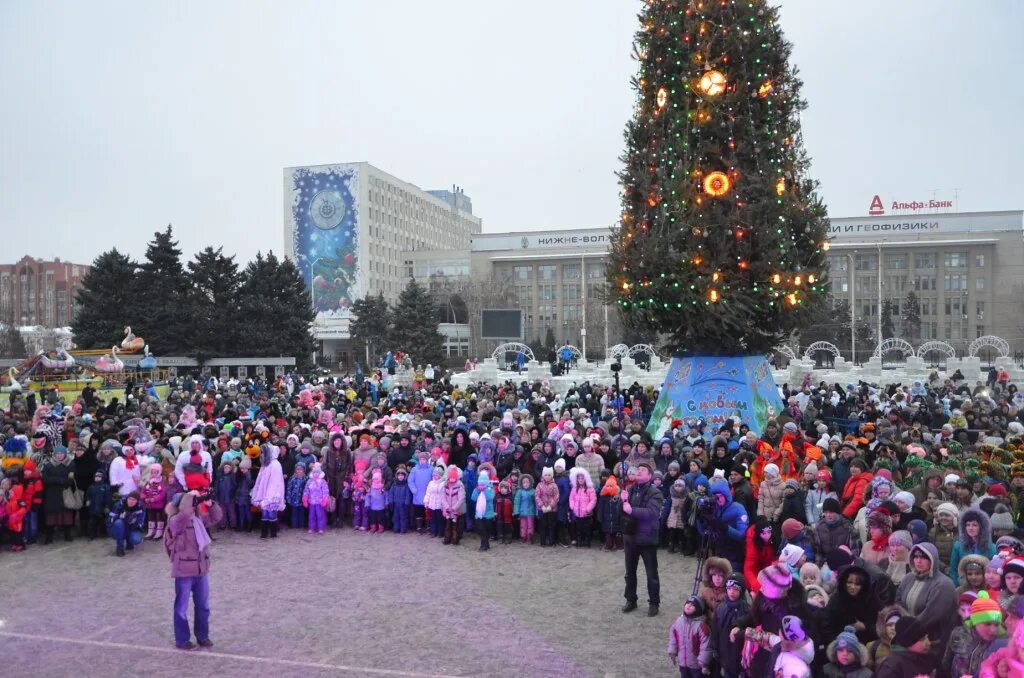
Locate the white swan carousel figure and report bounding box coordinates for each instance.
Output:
[39,348,76,369]
[94,346,124,373]
[121,326,145,352]
[6,367,23,391]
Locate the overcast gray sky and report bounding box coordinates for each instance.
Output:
[2,1,1021,265]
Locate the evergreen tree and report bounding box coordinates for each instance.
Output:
[391,278,444,366]
[0,324,28,359]
[236,252,315,365]
[903,290,922,342]
[131,225,191,354]
[880,299,897,340]
[186,246,240,359]
[350,293,392,361]
[608,1,829,355]
[543,327,557,353]
[72,249,138,349]
[798,295,850,355]
[527,336,546,363]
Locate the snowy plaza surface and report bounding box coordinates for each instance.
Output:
[0,526,695,677]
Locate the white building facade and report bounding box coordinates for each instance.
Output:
[283,162,481,366]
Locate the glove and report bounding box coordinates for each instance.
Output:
[302,497,309,508]
[321,497,329,508]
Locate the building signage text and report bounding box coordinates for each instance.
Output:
[868,193,954,216]
[529,234,607,248]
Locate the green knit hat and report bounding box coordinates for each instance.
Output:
[969,591,1003,627]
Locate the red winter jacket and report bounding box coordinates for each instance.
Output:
[6,485,28,532]
[495,495,514,524]
[840,471,873,519]
[743,525,778,595]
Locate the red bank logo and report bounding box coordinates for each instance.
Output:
[869,195,885,216]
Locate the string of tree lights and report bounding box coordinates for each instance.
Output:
[607,0,831,355]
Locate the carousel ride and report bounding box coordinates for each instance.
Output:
[1,325,170,404]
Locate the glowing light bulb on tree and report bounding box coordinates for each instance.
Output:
[703,171,731,197]
[697,69,727,97]
[657,87,668,109]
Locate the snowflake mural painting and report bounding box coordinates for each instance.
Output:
[285,164,360,319]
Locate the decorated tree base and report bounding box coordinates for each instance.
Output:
[646,355,784,440]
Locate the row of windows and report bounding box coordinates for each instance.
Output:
[831,253,985,272]
[523,304,592,326]
[516,283,607,304]
[849,299,985,319]
[512,263,605,281]
[835,275,984,293]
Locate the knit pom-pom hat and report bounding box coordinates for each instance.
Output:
[833,625,863,656]
[969,591,1003,626]
[758,561,793,599]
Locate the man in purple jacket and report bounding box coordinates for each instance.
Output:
[165,491,223,650]
[620,460,664,617]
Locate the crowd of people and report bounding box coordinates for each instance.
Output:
[2,366,1024,676]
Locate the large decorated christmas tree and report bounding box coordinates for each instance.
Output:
[608,0,830,356]
[607,1,830,436]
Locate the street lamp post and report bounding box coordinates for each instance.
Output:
[846,252,856,363]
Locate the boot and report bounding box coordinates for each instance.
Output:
[270,521,278,538]
[154,523,164,540]
[443,522,452,545]
[453,523,462,545]
[615,533,623,551]
[260,522,270,539]
[416,518,424,534]
[604,534,614,550]
[44,528,54,545]
[63,526,74,542]
[681,532,696,556]
[146,521,156,539]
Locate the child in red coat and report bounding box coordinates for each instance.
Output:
[6,479,28,552]
[21,460,43,544]
[495,480,514,544]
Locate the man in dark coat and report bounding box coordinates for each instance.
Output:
[728,466,756,518]
[620,459,664,617]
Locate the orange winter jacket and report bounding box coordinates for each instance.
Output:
[840,471,873,519]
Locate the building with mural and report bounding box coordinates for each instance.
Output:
[283,162,481,366]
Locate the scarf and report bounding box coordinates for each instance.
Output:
[871,532,890,552]
[475,487,488,519]
[124,455,137,471]
[192,515,211,553]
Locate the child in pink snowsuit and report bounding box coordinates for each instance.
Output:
[302,463,331,534]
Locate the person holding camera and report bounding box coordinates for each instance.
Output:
[698,480,749,572]
[165,490,222,650]
[620,459,664,617]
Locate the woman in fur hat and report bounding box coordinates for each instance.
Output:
[949,507,997,586]
[865,604,909,670]
[823,564,881,644]
[699,556,732,617]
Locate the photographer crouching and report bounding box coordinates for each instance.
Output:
[165,490,222,650]
[696,480,749,573]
